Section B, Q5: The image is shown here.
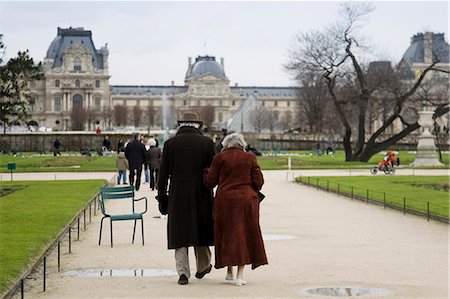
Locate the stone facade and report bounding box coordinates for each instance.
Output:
[26,28,448,137]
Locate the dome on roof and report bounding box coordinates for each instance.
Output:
[401,32,449,65]
[186,56,225,79]
[46,36,61,59]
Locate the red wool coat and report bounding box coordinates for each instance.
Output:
[203,147,268,269]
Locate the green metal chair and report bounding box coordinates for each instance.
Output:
[99,186,148,247]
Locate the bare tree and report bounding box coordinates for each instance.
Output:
[249,103,269,133]
[70,106,87,130]
[132,106,142,127]
[114,105,128,127]
[101,106,113,128]
[295,72,330,133]
[285,2,449,161]
[199,105,215,129]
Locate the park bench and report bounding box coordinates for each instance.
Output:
[99,185,148,247]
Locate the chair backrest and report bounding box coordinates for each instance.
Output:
[99,186,135,215]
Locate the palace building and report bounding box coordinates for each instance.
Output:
[28,27,297,133]
[27,27,448,135]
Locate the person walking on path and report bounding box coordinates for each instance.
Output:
[147,138,161,191]
[115,150,128,185]
[203,132,268,286]
[53,138,61,156]
[125,132,147,191]
[157,112,216,285]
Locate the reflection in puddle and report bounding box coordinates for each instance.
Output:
[64,269,177,278]
[263,234,297,241]
[304,287,392,297]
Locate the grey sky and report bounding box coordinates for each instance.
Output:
[1,1,448,87]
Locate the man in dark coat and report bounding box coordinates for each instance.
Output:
[125,132,147,191]
[157,112,216,285]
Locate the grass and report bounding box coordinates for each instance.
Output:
[296,175,449,218]
[1,151,448,172]
[0,180,106,295]
[258,150,449,169]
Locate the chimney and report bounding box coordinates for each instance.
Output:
[188,57,192,68]
[424,32,433,63]
[171,81,174,86]
[220,57,224,68]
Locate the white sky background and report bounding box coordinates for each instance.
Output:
[1,1,448,87]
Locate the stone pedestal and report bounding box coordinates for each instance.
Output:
[411,110,444,166]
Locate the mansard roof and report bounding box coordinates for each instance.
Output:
[45,27,106,69]
[230,86,297,97]
[401,32,449,65]
[111,85,188,96]
[111,85,298,97]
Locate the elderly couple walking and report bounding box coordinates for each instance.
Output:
[157,112,268,286]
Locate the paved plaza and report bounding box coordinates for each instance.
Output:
[9,169,449,298]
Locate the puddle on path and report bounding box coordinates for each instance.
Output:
[263,234,297,240]
[304,287,392,297]
[64,269,177,278]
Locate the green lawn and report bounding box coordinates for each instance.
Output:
[0,180,106,295]
[1,151,448,172]
[259,150,449,169]
[296,175,449,218]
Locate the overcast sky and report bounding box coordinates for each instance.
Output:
[1,1,448,87]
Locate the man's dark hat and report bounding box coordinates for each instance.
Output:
[177,112,203,128]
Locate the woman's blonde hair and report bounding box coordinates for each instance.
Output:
[222,133,247,150]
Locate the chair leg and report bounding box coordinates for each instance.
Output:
[141,218,145,246]
[99,217,105,246]
[110,220,113,248]
[132,219,137,244]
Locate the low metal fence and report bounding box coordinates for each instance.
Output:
[1,178,114,299]
[297,176,449,224]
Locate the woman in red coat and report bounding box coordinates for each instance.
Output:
[203,133,267,286]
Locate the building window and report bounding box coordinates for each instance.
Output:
[54,96,61,111]
[73,94,83,108]
[55,80,60,87]
[75,80,80,88]
[95,96,101,110]
[287,101,290,107]
[30,96,36,111]
[274,101,278,107]
[197,100,201,106]
[183,100,187,106]
[95,80,100,88]
[218,112,223,123]
[74,57,82,71]
[30,80,36,88]
[232,100,235,106]
[219,100,222,107]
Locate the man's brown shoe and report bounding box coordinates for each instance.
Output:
[195,264,212,279]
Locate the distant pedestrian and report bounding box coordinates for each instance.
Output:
[147,138,161,191]
[116,150,128,185]
[203,133,267,286]
[117,139,125,152]
[325,138,334,155]
[315,142,322,156]
[53,138,61,156]
[125,132,147,191]
[102,135,111,151]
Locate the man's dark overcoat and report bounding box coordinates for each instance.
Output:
[125,139,147,169]
[158,126,216,249]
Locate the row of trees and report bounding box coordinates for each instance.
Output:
[285,3,449,161]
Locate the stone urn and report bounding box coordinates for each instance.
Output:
[411,110,444,166]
